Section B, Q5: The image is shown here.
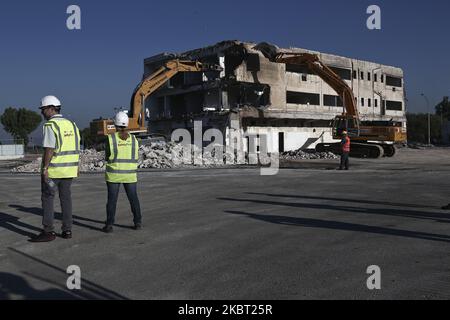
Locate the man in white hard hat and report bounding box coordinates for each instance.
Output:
[30,96,81,242]
[102,111,142,233]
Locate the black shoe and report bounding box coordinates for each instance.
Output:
[345,168,349,170]
[442,204,450,210]
[29,231,56,243]
[133,223,142,230]
[61,231,72,239]
[102,225,113,233]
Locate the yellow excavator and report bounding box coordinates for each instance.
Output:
[90,59,221,137]
[255,43,407,158]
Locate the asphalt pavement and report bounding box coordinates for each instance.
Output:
[1,148,450,299]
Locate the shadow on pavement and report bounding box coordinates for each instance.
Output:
[218,195,450,244]
[219,196,450,224]
[247,192,438,210]
[6,248,129,300]
[0,212,42,238]
[8,204,133,234]
[224,209,450,244]
[0,272,78,300]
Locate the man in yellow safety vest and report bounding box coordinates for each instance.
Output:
[30,95,80,242]
[102,111,142,233]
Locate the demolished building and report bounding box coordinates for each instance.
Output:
[143,40,406,152]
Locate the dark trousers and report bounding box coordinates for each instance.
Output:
[41,178,73,232]
[106,182,142,226]
[340,152,349,169]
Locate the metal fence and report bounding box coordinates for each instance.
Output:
[0,139,24,159]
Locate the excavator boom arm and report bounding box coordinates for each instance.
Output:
[130,60,217,125]
[270,51,406,149]
[90,59,220,137]
[274,52,359,118]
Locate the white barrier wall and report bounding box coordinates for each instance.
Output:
[232,126,338,153]
[0,144,24,160]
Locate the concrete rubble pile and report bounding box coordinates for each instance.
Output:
[11,149,107,173]
[80,149,106,172]
[281,149,339,160]
[12,142,340,173]
[12,142,247,173]
[11,158,43,173]
[139,141,206,169]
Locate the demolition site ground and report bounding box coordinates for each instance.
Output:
[1,148,450,299]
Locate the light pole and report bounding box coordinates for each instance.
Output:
[421,93,431,146]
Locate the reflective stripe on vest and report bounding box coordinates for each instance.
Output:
[343,137,351,153]
[105,133,139,183]
[45,118,80,179]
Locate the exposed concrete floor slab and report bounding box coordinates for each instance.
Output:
[1,148,450,299]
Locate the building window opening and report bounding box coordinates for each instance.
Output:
[386,76,402,87]
[287,91,320,105]
[278,132,285,153]
[385,100,403,111]
[330,67,351,80]
[324,94,343,107]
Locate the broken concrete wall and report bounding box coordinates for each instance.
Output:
[233,52,286,111]
[142,40,407,151]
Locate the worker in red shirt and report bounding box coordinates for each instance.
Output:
[339,131,350,170]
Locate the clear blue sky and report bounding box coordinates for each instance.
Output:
[1,0,449,142]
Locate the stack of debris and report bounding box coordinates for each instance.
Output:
[79,149,106,172]
[11,149,108,173]
[11,158,43,173]
[12,142,235,173]
[12,142,339,173]
[138,141,205,168]
[281,149,339,160]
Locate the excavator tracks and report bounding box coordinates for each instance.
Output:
[316,142,396,159]
[350,143,384,159]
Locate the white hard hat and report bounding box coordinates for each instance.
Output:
[114,111,129,127]
[40,95,61,109]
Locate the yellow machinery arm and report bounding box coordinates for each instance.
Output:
[91,59,219,136]
[128,60,214,133]
[274,52,359,119]
[254,42,406,157]
[272,51,406,147]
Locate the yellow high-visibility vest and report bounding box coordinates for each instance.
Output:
[44,118,81,179]
[105,132,139,183]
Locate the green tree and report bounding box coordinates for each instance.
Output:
[435,96,450,120]
[80,127,96,149]
[406,113,442,144]
[0,107,42,146]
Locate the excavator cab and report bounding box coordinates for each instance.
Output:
[332,115,360,139]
